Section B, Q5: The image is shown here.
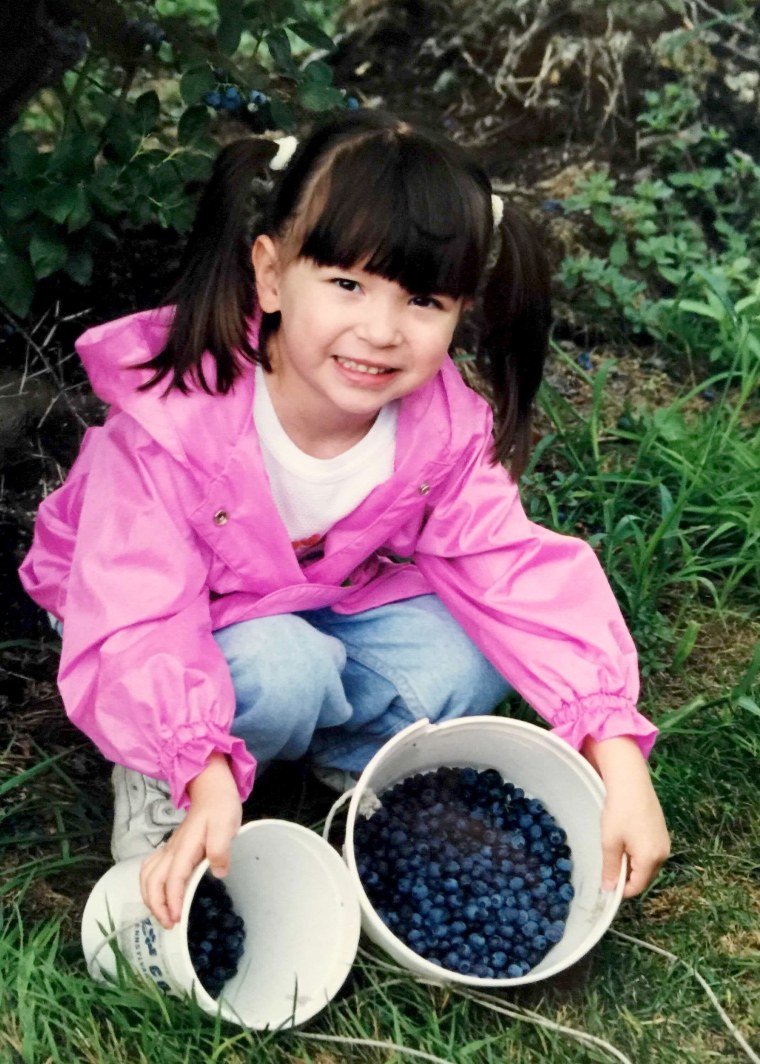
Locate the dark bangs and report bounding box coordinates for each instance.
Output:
[295,131,492,299]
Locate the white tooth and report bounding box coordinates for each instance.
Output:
[338,357,390,375]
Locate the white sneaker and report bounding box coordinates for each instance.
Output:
[111,764,186,862]
[310,764,361,794]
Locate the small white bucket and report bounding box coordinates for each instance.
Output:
[342,716,625,988]
[81,818,361,1029]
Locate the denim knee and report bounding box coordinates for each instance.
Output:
[213,615,352,763]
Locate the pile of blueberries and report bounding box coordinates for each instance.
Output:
[187,875,246,999]
[354,766,574,980]
[202,87,269,114]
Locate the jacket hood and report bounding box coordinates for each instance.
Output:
[75,306,177,406]
[74,307,259,468]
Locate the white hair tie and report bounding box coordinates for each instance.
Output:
[270,135,299,171]
[491,193,504,228]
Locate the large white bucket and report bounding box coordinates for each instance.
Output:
[342,717,625,987]
[81,818,361,1029]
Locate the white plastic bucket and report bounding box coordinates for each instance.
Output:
[81,818,361,1029]
[342,717,625,988]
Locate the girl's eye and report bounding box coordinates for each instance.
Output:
[331,278,361,293]
[410,294,445,310]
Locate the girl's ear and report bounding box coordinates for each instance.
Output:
[252,235,282,313]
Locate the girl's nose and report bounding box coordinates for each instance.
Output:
[355,301,403,349]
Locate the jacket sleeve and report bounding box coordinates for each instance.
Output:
[413,408,658,757]
[55,414,255,808]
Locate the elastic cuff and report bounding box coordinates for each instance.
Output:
[159,722,256,809]
[550,694,658,759]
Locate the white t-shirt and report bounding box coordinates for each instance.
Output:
[253,365,398,562]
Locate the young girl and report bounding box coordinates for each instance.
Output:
[20,109,669,931]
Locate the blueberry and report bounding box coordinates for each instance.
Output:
[546,921,566,944]
[203,90,222,109]
[507,963,522,978]
[221,86,242,111]
[188,875,246,999]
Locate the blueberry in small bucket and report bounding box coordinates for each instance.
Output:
[354,766,573,979]
[187,874,246,999]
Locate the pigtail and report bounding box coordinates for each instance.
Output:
[476,204,552,479]
[138,137,278,394]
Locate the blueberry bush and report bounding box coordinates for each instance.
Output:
[0,0,349,319]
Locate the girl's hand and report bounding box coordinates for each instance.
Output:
[582,735,670,899]
[139,753,242,929]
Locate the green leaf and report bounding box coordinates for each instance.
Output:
[297,81,343,111]
[161,197,196,233]
[745,331,760,360]
[677,298,723,321]
[0,240,35,317]
[217,11,244,55]
[301,59,333,85]
[133,90,161,133]
[736,695,760,718]
[268,95,295,130]
[241,1,265,23]
[37,183,87,225]
[176,152,214,184]
[178,105,212,146]
[104,112,137,163]
[89,166,122,213]
[50,132,99,177]
[180,64,216,106]
[5,132,42,179]
[590,204,615,232]
[734,293,758,315]
[290,20,335,51]
[672,619,699,672]
[1,183,36,221]
[67,187,93,231]
[609,239,628,267]
[652,407,688,442]
[29,228,68,279]
[63,245,94,285]
[266,28,292,70]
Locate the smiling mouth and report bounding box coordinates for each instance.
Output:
[334,356,397,376]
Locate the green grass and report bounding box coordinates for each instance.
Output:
[2,343,758,1063]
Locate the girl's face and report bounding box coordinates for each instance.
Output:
[253,235,466,442]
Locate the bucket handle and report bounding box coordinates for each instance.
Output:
[322,787,356,842]
[322,784,383,842]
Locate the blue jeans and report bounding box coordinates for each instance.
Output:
[213,595,510,773]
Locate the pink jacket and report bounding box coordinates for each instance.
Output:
[19,307,657,808]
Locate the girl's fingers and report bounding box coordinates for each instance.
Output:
[140,848,175,929]
[165,848,197,924]
[205,824,234,880]
[601,836,624,892]
[623,856,654,898]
